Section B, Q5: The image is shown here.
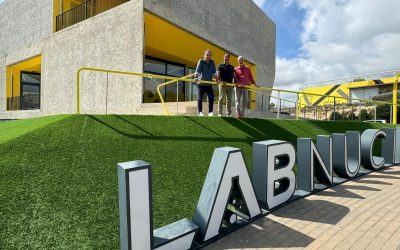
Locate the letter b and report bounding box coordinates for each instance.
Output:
[252,140,296,209]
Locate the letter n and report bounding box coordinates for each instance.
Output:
[297,136,333,193]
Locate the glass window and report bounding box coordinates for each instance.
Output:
[185,67,197,101]
[166,81,185,102]
[167,64,184,77]
[20,72,40,110]
[21,73,40,84]
[144,60,166,74]
[143,77,165,103]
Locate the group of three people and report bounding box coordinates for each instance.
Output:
[194,49,258,118]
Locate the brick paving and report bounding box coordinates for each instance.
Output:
[205,166,400,250]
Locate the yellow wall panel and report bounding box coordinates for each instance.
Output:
[300,76,397,107]
[145,12,258,108]
[6,56,42,99]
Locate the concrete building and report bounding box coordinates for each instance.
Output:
[0,0,275,118]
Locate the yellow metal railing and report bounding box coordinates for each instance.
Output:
[155,75,398,116]
[393,73,400,124]
[76,67,195,114]
[156,74,195,115]
[76,67,399,119]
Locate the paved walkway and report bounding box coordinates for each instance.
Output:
[205,166,400,250]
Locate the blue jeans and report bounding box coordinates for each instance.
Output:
[198,85,214,113]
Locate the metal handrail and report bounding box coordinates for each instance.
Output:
[156,74,195,115]
[393,73,400,124]
[76,67,400,116]
[56,0,128,31]
[76,68,194,114]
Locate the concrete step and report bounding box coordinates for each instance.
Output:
[0,110,43,119]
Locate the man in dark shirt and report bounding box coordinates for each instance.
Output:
[217,53,237,117]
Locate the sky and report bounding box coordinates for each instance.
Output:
[253,0,400,91]
[1,0,398,91]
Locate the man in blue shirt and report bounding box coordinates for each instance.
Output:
[217,53,237,117]
[195,49,217,116]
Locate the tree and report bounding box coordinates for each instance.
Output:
[329,111,342,121]
[376,104,391,121]
[347,111,357,120]
[359,109,373,121]
[352,78,365,82]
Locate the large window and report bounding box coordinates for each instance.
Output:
[144,58,188,103]
[20,72,40,110]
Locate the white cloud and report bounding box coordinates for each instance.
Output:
[275,0,400,92]
[253,0,267,8]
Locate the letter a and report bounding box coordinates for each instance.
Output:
[193,147,261,243]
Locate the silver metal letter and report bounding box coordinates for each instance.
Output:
[382,128,396,165]
[332,132,361,178]
[252,140,296,210]
[361,129,386,170]
[118,161,153,250]
[118,161,198,250]
[193,147,261,243]
[297,136,333,192]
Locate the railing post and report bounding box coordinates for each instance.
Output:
[314,106,317,120]
[176,80,179,115]
[358,100,362,122]
[296,93,299,120]
[85,1,88,19]
[374,104,377,121]
[393,74,399,124]
[333,97,336,121]
[351,106,354,120]
[390,104,393,124]
[277,91,281,119]
[106,72,109,114]
[261,94,264,111]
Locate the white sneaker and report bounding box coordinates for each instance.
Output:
[208,113,214,117]
[218,114,222,117]
[199,112,204,116]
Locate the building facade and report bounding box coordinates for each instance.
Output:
[0,0,275,118]
[300,76,398,107]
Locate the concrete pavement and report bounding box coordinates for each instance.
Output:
[205,166,400,250]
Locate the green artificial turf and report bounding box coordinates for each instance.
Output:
[0,115,392,248]
[0,115,68,144]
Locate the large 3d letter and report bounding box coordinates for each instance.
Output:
[252,140,296,210]
[332,132,361,178]
[297,136,333,192]
[118,161,198,250]
[361,129,386,170]
[193,147,261,243]
[381,128,397,165]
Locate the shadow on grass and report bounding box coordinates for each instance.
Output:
[115,115,154,136]
[307,120,392,134]
[184,116,224,138]
[88,115,251,143]
[222,117,300,143]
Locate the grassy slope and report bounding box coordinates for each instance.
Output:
[0,115,392,248]
[0,115,68,144]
